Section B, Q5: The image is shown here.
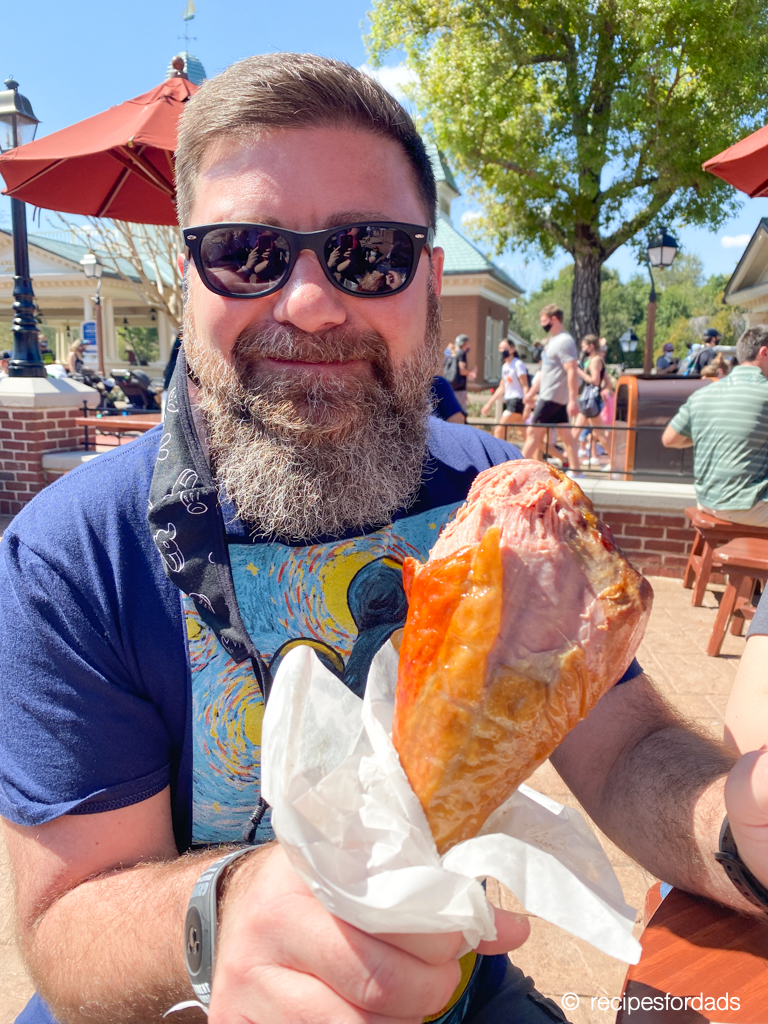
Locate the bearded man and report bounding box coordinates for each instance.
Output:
[2,53,768,1024]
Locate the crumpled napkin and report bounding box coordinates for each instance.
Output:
[261,642,641,964]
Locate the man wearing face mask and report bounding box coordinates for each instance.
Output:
[521,304,581,473]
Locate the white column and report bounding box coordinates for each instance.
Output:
[157,311,172,366]
[102,297,117,366]
[82,295,93,322]
[55,327,67,364]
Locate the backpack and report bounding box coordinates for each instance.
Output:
[443,354,460,386]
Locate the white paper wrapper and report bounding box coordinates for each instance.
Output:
[261,642,641,964]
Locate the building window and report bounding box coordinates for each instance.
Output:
[484,316,505,381]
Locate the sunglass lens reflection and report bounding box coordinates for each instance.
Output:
[200,228,291,294]
[323,226,413,294]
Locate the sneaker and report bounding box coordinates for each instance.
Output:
[595,444,607,456]
[566,469,585,479]
[578,448,589,460]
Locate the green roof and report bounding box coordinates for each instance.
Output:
[436,218,522,293]
[6,230,175,287]
[425,144,459,195]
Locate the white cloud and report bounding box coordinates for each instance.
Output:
[357,63,417,101]
[721,234,751,249]
[461,210,482,227]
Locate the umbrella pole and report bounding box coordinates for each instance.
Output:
[9,197,45,378]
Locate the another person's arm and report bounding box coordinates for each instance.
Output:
[565,359,579,420]
[481,381,504,417]
[523,373,540,406]
[552,672,766,912]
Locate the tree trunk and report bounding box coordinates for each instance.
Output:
[570,249,602,342]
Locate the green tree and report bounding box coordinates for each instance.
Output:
[368,0,768,339]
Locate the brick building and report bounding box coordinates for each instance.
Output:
[428,147,523,386]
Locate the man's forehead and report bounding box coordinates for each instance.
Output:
[191,126,426,227]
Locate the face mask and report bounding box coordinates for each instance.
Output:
[542,321,553,334]
[501,348,512,359]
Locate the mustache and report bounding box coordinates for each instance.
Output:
[230,320,391,373]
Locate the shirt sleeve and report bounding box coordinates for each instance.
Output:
[669,398,692,438]
[0,519,176,827]
[560,337,578,365]
[747,586,768,638]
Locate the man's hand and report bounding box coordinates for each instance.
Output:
[567,399,579,421]
[725,747,768,892]
[211,843,529,1024]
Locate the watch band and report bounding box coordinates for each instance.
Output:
[184,848,255,1005]
[714,816,768,913]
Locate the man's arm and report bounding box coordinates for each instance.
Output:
[564,359,579,420]
[725,634,768,754]
[551,673,760,912]
[661,424,693,449]
[5,792,527,1024]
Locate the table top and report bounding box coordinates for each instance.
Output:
[617,887,768,1023]
[75,415,160,432]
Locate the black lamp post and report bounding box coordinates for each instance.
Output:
[0,77,45,378]
[643,228,679,374]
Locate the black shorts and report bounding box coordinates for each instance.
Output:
[503,397,524,415]
[531,399,569,425]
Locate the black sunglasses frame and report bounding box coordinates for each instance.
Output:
[183,221,435,300]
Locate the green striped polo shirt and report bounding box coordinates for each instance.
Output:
[670,365,768,510]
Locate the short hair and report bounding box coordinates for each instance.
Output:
[736,324,768,363]
[540,303,564,321]
[455,334,470,345]
[175,53,436,229]
[581,334,599,350]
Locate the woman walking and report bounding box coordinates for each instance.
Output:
[573,335,610,462]
[481,340,529,441]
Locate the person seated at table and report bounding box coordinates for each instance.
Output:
[662,324,768,526]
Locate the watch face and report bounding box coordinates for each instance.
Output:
[185,905,204,973]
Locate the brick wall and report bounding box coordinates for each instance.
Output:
[440,294,510,386]
[0,407,82,516]
[594,506,702,581]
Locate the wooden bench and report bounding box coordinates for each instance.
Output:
[706,537,768,656]
[682,506,768,607]
[75,414,161,451]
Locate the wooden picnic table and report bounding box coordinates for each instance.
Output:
[616,884,768,1023]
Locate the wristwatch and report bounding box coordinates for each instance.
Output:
[714,817,768,913]
[184,848,255,1005]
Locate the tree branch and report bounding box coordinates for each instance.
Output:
[602,189,675,258]
[495,159,576,201]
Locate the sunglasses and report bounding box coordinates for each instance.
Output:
[183,221,435,300]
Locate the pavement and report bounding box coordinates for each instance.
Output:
[0,572,746,1023]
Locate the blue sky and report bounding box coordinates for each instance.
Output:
[2,0,766,294]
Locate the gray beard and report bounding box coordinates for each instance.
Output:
[183,291,442,541]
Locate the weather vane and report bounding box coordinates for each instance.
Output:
[179,0,197,47]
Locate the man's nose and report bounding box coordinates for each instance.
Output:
[271,249,347,333]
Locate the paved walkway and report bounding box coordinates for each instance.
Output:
[0,575,746,1023]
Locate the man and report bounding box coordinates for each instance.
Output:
[0,349,10,378]
[1,54,767,1024]
[655,342,679,374]
[662,324,768,526]
[690,328,721,373]
[444,333,476,412]
[521,304,581,473]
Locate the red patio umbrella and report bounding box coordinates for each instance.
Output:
[703,123,768,198]
[0,76,198,225]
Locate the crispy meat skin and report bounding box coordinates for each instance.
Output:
[392,460,653,854]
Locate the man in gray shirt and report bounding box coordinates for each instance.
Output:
[522,303,581,473]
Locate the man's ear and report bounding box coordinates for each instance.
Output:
[430,246,445,299]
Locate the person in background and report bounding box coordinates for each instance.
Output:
[689,328,721,373]
[481,339,529,440]
[521,304,581,474]
[656,342,679,374]
[66,340,87,376]
[700,353,730,381]
[430,375,465,423]
[452,334,477,412]
[662,324,768,526]
[0,350,10,378]
[573,334,609,462]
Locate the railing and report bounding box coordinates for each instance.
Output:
[467,418,694,481]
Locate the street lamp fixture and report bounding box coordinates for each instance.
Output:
[643,228,679,374]
[80,251,105,377]
[0,77,45,378]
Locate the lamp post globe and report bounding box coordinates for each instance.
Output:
[643,227,679,374]
[0,77,45,378]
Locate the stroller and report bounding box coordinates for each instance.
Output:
[111,369,160,412]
